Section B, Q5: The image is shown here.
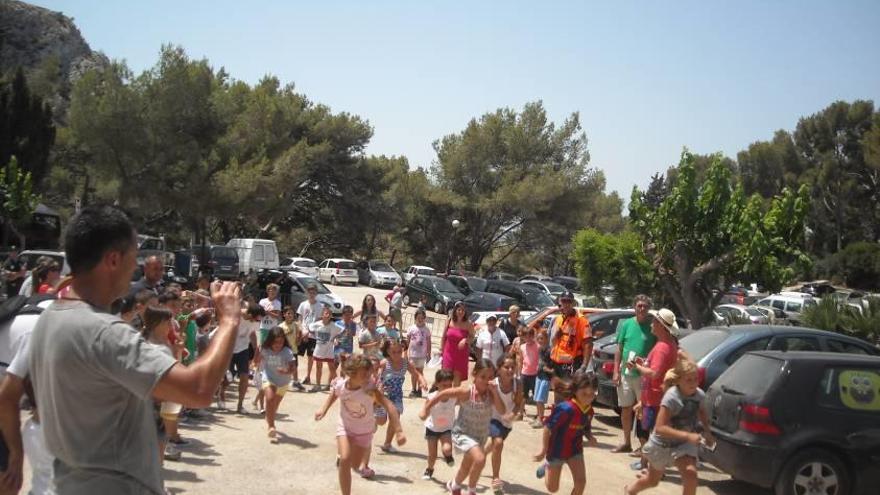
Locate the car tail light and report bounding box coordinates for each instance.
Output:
[739,404,780,435]
[601,361,614,375]
[697,367,706,388]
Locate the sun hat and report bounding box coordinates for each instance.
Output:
[649,308,680,336]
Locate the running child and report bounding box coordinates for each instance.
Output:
[377,313,401,342]
[314,355,406,495]
[419,359,506,495]
[406,308,432,398]
[624,354,713,495]
[422,369,456,480]
[334,305,358,375]
[531,330,553,428]
[533,372,599,495]
[487,356,524,494]
[279,306,306,391]
[260,327,296,443]
[309,306,342,392]
[375,339,428,453]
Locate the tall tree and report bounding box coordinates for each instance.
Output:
[630,151,811,327]
[0,68,56,185]
[0,156,39,247]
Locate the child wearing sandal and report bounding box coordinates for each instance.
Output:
[422,369,456,480]
[486,355,523,494]
[314,354,406,495]
[624,354,713,495]
[534,371,599,495]
[420,359,505,495]
[375,339,428,453]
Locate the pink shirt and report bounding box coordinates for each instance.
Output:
[520,340,539,376]
[333,377,377,436]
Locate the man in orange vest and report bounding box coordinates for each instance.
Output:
[549,291,592,378]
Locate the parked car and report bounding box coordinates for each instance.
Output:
[519,274,553,282]
[402,275,464,314]
[279,257,318,277]
[18,250,70,276]
[680,325,879,391]
[402,265,436,283]
[719,286,763,306]
[751,305,791,325]
[227,238,279,273]
[356,260,402,288]
[523,306,611,339]
[798,281,837,297]
[461,291,518,313]
[190,244,239,280]
[702,351,880,495]
[520,280,567,301]
[447,275,488,296]
[714,304,769,325]
[485,272,518,281]
[590,313,691,411]
[552,276,581,291]
[485,280,555,311]
[317,258,358,286]
[285,271,346,316]
[753,293,818,325]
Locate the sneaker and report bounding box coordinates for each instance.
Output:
[359,467,375,479]
[629,460,644,471]
[409,390,420,398]
[215,398,226,410]
[164,444,182,461]
[536,461,547,479]
[379,444,398,454]
[309,384,321,393]
[292,381,306,391]
[303,378,311,385]
[444,454,454,467]
[236,406,247,415]
[446,480,462,495]
[530,418,544,429]
[422,468,434,480]
[168,436,189,446]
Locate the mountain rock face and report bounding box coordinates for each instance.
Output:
[0,0,109,120]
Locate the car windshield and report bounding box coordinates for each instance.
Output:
[434,278,459,293]
[543,282,566,294]
[745,307,764,317]
[525,291,555,307]
[712,354,784,397]
[469,278,488,292]
[338,261,356,269]
[679,329,732,361]
[371,262,394,272]
[419,267,436,276]
[212,247,237,258]
[295,260,317,268]
[298,277,330,294]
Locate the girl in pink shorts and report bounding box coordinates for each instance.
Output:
[315,354,406,495]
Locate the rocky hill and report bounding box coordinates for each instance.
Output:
[0,0,109,121]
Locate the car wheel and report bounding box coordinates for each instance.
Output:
[402,294,411,307]
[774,448,850,495]
[434,301,445,314]
[331,275,337,285]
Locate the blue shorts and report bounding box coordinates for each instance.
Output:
[547,453,583,467]
[489,419,512,440]
[534,377,551,404]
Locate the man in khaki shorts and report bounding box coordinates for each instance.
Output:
[612,295,656,454]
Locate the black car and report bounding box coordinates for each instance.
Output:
[485,272,518,281]
[448,275,488,296]
[552,276,581,291]
[191,244,239,280]
[461,291,518,313]
[703,351,880,495]
[484,280,555,311]
[402,275,465,314]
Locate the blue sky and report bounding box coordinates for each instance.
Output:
[34,0,880,198]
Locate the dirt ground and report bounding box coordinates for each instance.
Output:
[21,284,768,495]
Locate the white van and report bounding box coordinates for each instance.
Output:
[753,292,817,325]
[226,239,279,274]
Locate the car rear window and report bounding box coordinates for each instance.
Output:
[713,354,785,398]
[294,260,317,268]
[211,247,237,258]
[679,330,732,361]
[745,308,763,317]
[338,261,356,269]
[371,262,394,271]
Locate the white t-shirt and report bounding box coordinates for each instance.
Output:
[476,328,510,365]
[297,300,324,336]
[310,321,342,360]
[259,297,282,326]
[234,319,259,354]
[425,390,456,433]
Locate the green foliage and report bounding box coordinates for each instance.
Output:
[1,156,40,246]
[823,242,880,291]
[0,68,56,184]
[570,228,652,304]
[630,150,810,327]
[802,296,880,342]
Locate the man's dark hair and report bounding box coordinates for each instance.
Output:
[64,206,136,275]
[134,289,157,306]
[246,303,266,318]
[158,291,179,304]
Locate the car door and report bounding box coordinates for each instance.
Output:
[319,260,330,282]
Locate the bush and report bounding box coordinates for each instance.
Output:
[831,242,880,291]
[802,296,880,343]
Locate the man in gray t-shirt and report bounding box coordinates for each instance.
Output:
[0,206,244,495]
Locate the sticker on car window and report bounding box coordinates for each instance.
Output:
[839,370,880,411]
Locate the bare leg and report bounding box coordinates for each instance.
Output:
[265,386,282,434]
[490,437,505,479]
[306,353,315,382]
[441,435,453,460]
[545,464,564,493]
[315,361,324,387]
[676,456,699,495]
[625,467,664,494]
[237,374,248,410]
[465,447,487,491]
[567,456,586,495]
[452,370,463,387]
[337,436,353,495]
[620,406,634,449]
[427,437,438,470]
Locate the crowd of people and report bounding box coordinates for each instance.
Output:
[0,206,715,495]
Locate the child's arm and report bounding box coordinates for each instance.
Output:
[533,425,551,461]
[514,379,525,415]
[373,390,406,446]
[314,392,338,421]
[653,406,701,445]
[488,382,506,416]
[699,405,715,445]
[419,386,467,420]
